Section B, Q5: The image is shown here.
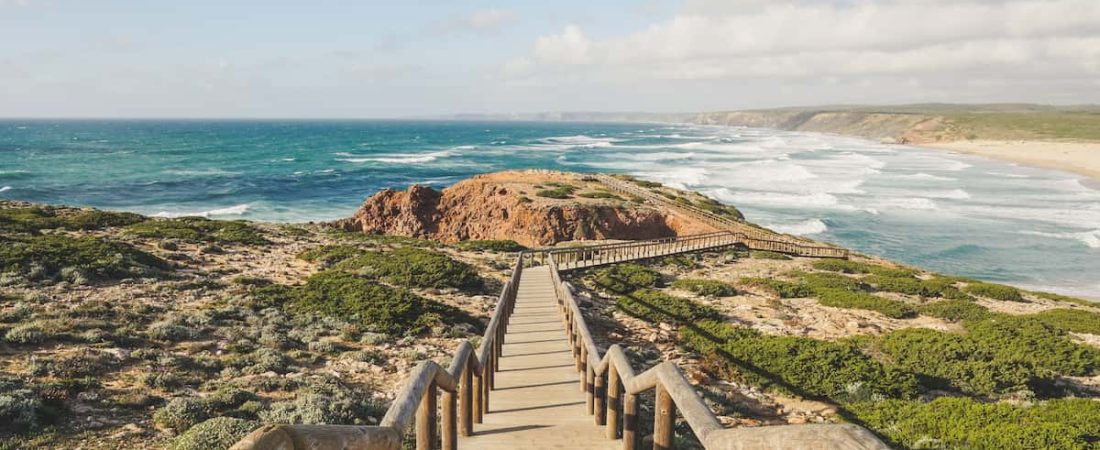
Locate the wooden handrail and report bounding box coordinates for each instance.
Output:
[230,254,526,450]
[549,257,889,449]
[593,174,849,259]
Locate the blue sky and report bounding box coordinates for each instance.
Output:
[2,0,1098,117]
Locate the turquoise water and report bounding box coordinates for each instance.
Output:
[2,120,1098,298]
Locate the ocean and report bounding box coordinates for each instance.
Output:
[2,119,1098,298]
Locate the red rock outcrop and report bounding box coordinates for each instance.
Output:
[340,171,716,247]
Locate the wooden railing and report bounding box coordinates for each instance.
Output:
[229,255,525,450]
[549,257,890,450]
[594,174,849,259]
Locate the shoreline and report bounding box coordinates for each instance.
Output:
[919,139,1100,183]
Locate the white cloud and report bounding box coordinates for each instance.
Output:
[443,9,517,35]
[517,0,1100,82]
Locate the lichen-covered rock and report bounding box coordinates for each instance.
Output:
[170,417,257,450]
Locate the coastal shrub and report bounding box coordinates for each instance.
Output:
[849,397,1100,450]
[577,191,624,201]
[963,315,1099,377]
[297,244,365,265]
[631,179,663,188]
[917,300,990,322]
[737,277,812,298]
[535,183,577,199]
[616,289,721,325]
[811,260,918,278]
[1030,308,1100,334]
[29,349,121,378]
[670,279,736,297]
[750,251,791,260]
[125,217,268,245]
[591,263,662,294]
[681,320,918,400]
[876,328,1031,396]
[796,271,866,292]
[964,282,1023,302]
[4,323,47,345]
[0,206,145,234]
[814,288,917,319]
[1030,290,1096,307]
[154,397,212,432]
[454,240,526,252]
[288,271,472,335]
[0,382,48,434]
[333,247,482,290]
[694,197,744,220]
[258,379,385,425]
[0,235,169,283]
[863,275,931,296]
[170,417,257,450]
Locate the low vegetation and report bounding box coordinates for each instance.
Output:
[332,247,483,291]
[0,234,170,284]
[125,217,269,245]
[1029,308,1100,334]
[964,282,1024,302]
[749,251,791,260]
[590,263,663,294]
[616,288,721,325]
[917,299,991,322]
[670,279,736,297]
[0,205,145,234]
[577,191,624,201]
[811,259,918,278]
[535,182,578,199]
[737,277,812,298]
[453,240,526,253]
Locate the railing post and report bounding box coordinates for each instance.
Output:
[623,392,638,450]
[579,345,588,391]
[482,362,491,413]
[594,369,606,426]
[586,366,595,414]
[460,359,474,435]
[654,384,676,450]
[442,387,457,450]
[417,382,438,450]
[607,364,620,439]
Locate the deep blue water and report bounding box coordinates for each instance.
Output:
[1,119,1098,298]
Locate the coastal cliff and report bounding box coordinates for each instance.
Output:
[340,170,718,247]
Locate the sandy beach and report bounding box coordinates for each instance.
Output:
[924,140,1100,182]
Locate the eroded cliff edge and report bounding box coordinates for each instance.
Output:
[339,170,724,247]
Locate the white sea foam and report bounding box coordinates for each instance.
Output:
[0,186,11,193]
[765,219,828,236]
[894,172,957,181]
[941,160,973,171]
[153,204,251,218]
[987,171,1030,179]
[1020,230,1100,249]
[606,152,696,162]
[924,189,971,200]
[166,168,240,176]
[638,167,709,188]
[877,197,938,210]
[337,150,454,164]
[710,189,846,209]
[539,135,618,148]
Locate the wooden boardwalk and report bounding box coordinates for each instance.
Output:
[457,265,620,449]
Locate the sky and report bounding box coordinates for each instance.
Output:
[2,0,1099,118]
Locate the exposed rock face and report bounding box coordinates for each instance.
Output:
[340,172,715,247]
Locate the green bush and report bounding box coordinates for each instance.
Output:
[454,240,527,252]
[814,288,917,319]
[591,263,663,294]
[615,289,721,325]
[670,279,736,297]
[0,206,145,234]
[849,397,1100,450]
[694,197,744,220]
[750,251,791,260]
[681,320,918,400]
[1030,290,1096,307]
[964,315,1099,377]
[258,379,385,425]
[332,247,482,290]
[1030,308,1100,334]
[0,384,47,433]
[297,244,366,265]
[918,300,990,322]
[154,397,212,432]
[577,191,623,201]
[125,217,268,245]
[170,417,257,450]
[876,328,1031,396]
[0,235,169,284]
[4,323,47,345]
[288,271,473,335]
[737,277,812,298]
[964,282,1024,302]
[631,179,662,188]
[535,183,577,199]
[796,271,866,292]
[811,260,918,278]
